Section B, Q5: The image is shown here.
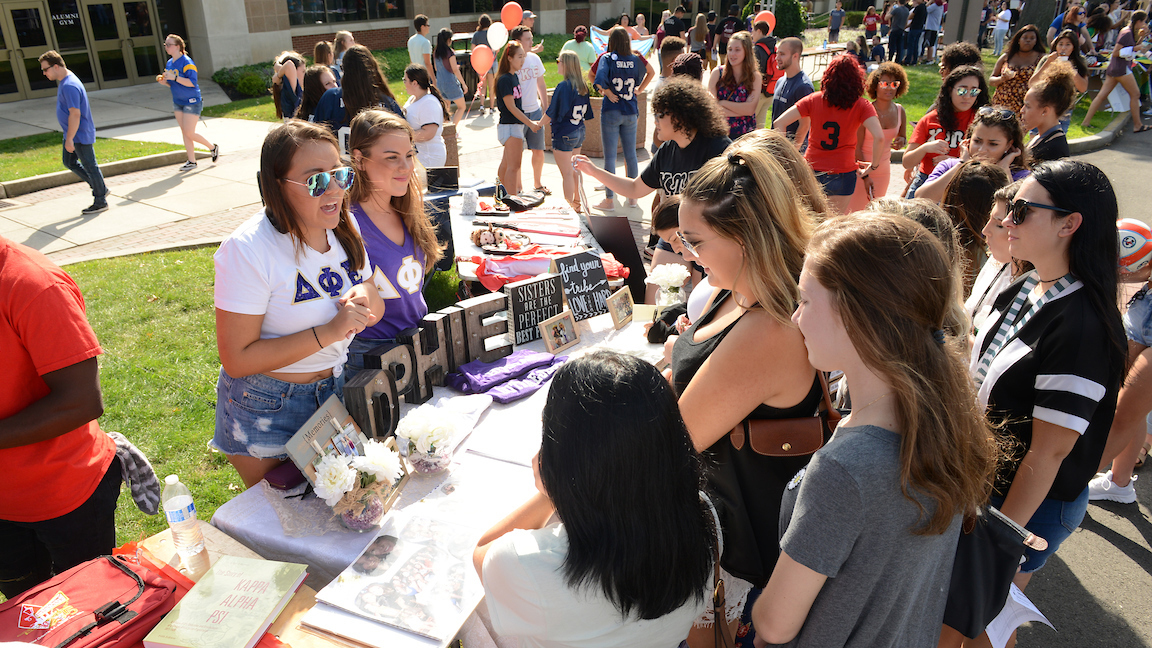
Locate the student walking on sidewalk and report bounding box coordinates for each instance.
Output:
[157,34,218,172]
[40,50,107,214]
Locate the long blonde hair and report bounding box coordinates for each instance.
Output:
[557,51,588,96]
[692,13,707,43]
[738,129,829,219]
[347,110,444,271]
[680,138,813,325]
[806,213,997,534]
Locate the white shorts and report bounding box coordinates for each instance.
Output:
[497,123,525,145]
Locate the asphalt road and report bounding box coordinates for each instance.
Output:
[1016,125,1152,647]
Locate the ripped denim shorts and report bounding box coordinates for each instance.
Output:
[211,368,344,459]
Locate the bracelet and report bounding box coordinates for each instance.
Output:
[311,326,323,349]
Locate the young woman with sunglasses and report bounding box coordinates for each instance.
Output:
[849,62,909,213]
[915,105,1029,206]
[902,65,989,199]
[1081,10,1150,133]
[342,110,444,379]
[970,159,1125,603]
[668,138,817,646]
[213,121,383,487]
[990,24,1046,116]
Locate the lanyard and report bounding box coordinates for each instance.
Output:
[974,272,1074,384]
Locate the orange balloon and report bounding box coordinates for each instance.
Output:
[470,45,494,75]
[501,2,523,29]
[754,10,776,33]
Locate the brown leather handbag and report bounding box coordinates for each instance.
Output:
[729,372,841,457]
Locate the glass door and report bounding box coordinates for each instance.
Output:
[0,1,57,103]
[81,0,158,87]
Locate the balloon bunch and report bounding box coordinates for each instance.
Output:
[470,1,526,74]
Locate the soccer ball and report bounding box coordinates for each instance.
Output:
[1118,219,1152,273]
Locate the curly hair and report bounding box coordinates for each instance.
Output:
[936,65,989,132]
[1004,24,1046,60]
[821,54,866,110]
[866,61,909,99]
[939,42,981,73]
[652,77,729,139]
[1030,59,1078,115]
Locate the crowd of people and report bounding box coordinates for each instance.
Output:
[8,5,1152,648]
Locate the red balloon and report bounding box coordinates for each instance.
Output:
[754,10,776,33]
[501,2,523,30]
[470,45,494,75]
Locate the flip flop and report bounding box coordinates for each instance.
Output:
[1137,442,1150,470]
[535,186,552,195]
[1134,124,1152,133]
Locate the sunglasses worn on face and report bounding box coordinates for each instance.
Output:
[676,230,707,256]
[281,167,354,197]
[878,81,900,89]
[955,87,980,96]
[1009,199,1073,225]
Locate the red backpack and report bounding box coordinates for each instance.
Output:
[757,39,783,97]
[0,555,177,648]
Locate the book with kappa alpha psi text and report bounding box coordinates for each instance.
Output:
[143,556,306,648]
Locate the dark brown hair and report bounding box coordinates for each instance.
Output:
[313,40,334,66]
[259,121,365,270]
[941,161,1011,286]
[341,45,398,124]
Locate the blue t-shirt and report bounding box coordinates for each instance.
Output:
[772,71,815,138]
[829,8,846,29]
[56,72,95,145]
[545,80,593,138]
[314,87,403,132]
[166,54,201,105]
[594,52,646,115]
[351,203,429,341]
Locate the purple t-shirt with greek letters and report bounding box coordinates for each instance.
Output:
[352,202,428,340]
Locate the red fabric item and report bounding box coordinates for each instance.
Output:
[796,93,878,173]
[600,253,630,279]
[0,237,114,522]
[469,245,575,291]
[910,108,975,175]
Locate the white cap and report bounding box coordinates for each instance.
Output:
[165,474,180,485]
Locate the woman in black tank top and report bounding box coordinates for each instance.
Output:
[668,137,819,645]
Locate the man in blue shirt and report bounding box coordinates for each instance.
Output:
[771,38,813,144]
[40,51,107,214]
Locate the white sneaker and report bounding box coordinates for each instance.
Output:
[1088,470,1137,504]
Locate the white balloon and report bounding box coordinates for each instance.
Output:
[488,22,509,52]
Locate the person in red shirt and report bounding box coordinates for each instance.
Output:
[774,55,884,215]
[863,6,881,39]
[0,235,120,598]
[901,64,988,198]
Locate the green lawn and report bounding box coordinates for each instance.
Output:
[0,133,183,183]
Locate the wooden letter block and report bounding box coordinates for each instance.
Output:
[363,342,416,403]
[436,304,468,372]
[396,316,449,405]
[457,293,513,363]
[343,369,401,439]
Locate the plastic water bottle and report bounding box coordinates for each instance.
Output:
[162,475,206,559]
[823,38,828,49]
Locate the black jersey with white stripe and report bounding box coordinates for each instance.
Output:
[973,275,1125,501]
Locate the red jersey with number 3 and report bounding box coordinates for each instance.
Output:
[911,108,975,175]
[796,93,878,174]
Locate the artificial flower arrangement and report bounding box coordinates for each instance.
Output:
[646,263,691,310]
[314,437,409,531]
[395,405,461,474]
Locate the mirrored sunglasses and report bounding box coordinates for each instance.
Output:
[281,167,355,197]
[954,87,980,96]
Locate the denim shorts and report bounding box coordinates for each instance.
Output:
[497,123,525,145]
[990,486,1090,574]
[212,368,344,459]
[1124,286,1152,346]
[552,126,586,152]
[816,169,859,196]
[174,101,203,115]
[524,108,545,150]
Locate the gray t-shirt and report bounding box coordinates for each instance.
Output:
[829,9,846,30]
[774,425,961,648]
[889,4,910,30]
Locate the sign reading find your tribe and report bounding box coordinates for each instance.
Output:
[550,251,611,321]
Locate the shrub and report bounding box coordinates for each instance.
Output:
[845,10,865,27]
[236,73,269,97]
[211,62,272,88]
[775,0,808,38]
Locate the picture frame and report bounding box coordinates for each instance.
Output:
[606,286,634,329]
[539,310,580,354]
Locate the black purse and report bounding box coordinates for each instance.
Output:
[942,505,1048,639]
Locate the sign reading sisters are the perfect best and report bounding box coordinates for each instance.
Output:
[505,273,564,344]
[551,251,611,321]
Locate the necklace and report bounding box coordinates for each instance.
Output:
[852,391,890,416]
[1038,273,1067,283]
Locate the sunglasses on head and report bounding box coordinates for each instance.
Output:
[281,167,355,197]
[1009,199,1073,225]
[978,105,1015,119]
[954,86,980,96]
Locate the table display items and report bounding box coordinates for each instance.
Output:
[395,404,461,474]
[143,556,306,648]
[286,396,410,530]
[550,250,613,320]
[162,474,206,567]
[646,263,691,312]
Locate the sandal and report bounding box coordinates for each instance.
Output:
[1137,442,1150,470]
[1134,124,1152,133]
[535,186,552,195]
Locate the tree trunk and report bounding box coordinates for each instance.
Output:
[1018,0,1058,34]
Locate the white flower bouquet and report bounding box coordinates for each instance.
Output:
[646,263,691,310]
[395,405,460,474]
[314,438,406,531]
